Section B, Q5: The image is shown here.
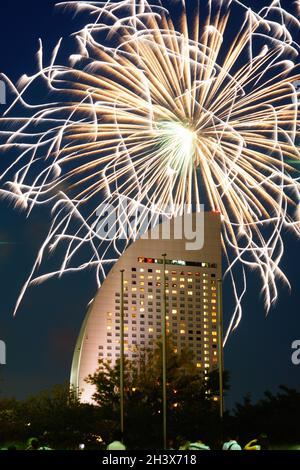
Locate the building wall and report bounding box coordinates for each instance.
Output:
[71,212,221,403]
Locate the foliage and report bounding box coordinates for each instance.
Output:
[86,339,228,448]
[231,385,300,446]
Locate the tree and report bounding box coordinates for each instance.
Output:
[86,339,226,448]
[233,385,300,446]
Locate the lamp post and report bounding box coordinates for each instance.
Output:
[120,269,125,435]
[162,253,167,449]
[217,279,224,419]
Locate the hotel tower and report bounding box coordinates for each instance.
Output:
[71,212,221,402]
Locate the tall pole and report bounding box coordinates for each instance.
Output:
[162,253,167,449]
[217,279,224,419]
[120,269,125,435]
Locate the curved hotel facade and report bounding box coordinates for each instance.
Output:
[71,212,221,403]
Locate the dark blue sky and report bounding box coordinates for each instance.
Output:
[0,0,299,409]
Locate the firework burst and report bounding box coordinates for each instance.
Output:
[0,0,299,342]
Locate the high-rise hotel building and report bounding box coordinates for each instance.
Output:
[71,212,221,402]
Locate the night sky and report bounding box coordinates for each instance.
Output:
[0,0,299,409]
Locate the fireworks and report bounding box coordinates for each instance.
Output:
[0,0,299,342]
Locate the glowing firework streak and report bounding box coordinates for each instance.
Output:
[0,0,299,342]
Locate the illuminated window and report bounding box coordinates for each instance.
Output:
[172,290,177,294]
[212,332,217,336]
[148,327,153,333]
[180,329,186,334]
[132,287,137,292]
[212,319,217,323]
[172,309,177,314]
[188,278,193,282]
[172,277,177,281]
[213,351,217,356]
[140,282,145,286]
[106,326,111,330]
[196,363,201,368]
[148,294,153,299]
[213,338,217,343]
[156,269,161,273]
[188,291,193,296]
[140,268,144,272]
[165,270,169,274]
[148,275,153,280]
[211,299,216,304]
[140,307,145,312]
